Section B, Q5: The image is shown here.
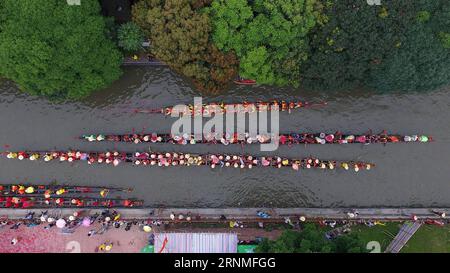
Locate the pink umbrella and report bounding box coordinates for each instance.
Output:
[82,217,91,227]
[292,163,299,171]
[211,155,219,164]
[262,159,270,166]
[56,218,66,229]
[325,134,335,142]
[356,136,366,143]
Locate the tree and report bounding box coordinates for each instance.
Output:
[208,0,321,86]
[0,0,122,100]
[132,0,237,93]
[301,0,415,91]
[255,224,367,253]
[117,22,145,52]
[368,0,450,92]
[302,0,450,93]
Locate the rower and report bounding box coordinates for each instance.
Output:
[100,189,109,198]
[419,135,429,142]
[18,186,25,195]
[6,152,18,159]
[25,186,34,194]
[56,188,66,195]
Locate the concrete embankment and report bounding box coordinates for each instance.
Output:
[0,207,448,221]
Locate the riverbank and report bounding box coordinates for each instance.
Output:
[1,207,448,220]
[2,209,449,253]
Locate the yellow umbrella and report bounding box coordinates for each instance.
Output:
[114,214,121,221]
[25,187,34,194]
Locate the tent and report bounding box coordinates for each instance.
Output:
[237,244,258,253]
[140,245,154,253]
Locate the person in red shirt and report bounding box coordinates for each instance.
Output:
[22,201,34,208]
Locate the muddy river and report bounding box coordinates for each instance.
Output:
[0,67,449,207]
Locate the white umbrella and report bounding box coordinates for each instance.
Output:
[56,218,66,228]
[143,225,152,233]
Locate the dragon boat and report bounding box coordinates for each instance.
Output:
[3,151,374,172]
[133,100,327,115]
[80,131,432,145]
[0,196,143,209]
[0,184,132,197]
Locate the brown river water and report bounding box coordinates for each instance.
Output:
[0,67,449,208]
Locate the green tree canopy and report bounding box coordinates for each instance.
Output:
[301,0,414,91]
[256,224,367,253]
[117,22,145,52]
[369,0,450,92]
[209,0,320,85]
[0,0,123,100]
[302,0,450,93]
[132,0,237,93]
[208,0,321,86]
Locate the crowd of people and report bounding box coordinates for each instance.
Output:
[1,210,160,238]
[5,151,374,172]
[81,131,432,146]
[2,208,448,248]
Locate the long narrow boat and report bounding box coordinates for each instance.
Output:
[3,151,374,172]
[133,100,327,115]
[0,195,144,209]
[233,78,257,85]
[0,184,132,197]
[80,131,432,145]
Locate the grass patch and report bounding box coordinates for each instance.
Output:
[401,225,450,253]
[351,222,401,252]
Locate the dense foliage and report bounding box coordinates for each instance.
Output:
[256,224,367,253]
[208,0,322,86]
[301,0,450,93]
[369,0,450,92]
[1,0,449,97]
[0,0,123,100]
[117,22,145,52]
[132,0,238,93]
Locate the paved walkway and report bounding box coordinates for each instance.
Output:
[385,221,423,253]
[1,207,449,220]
